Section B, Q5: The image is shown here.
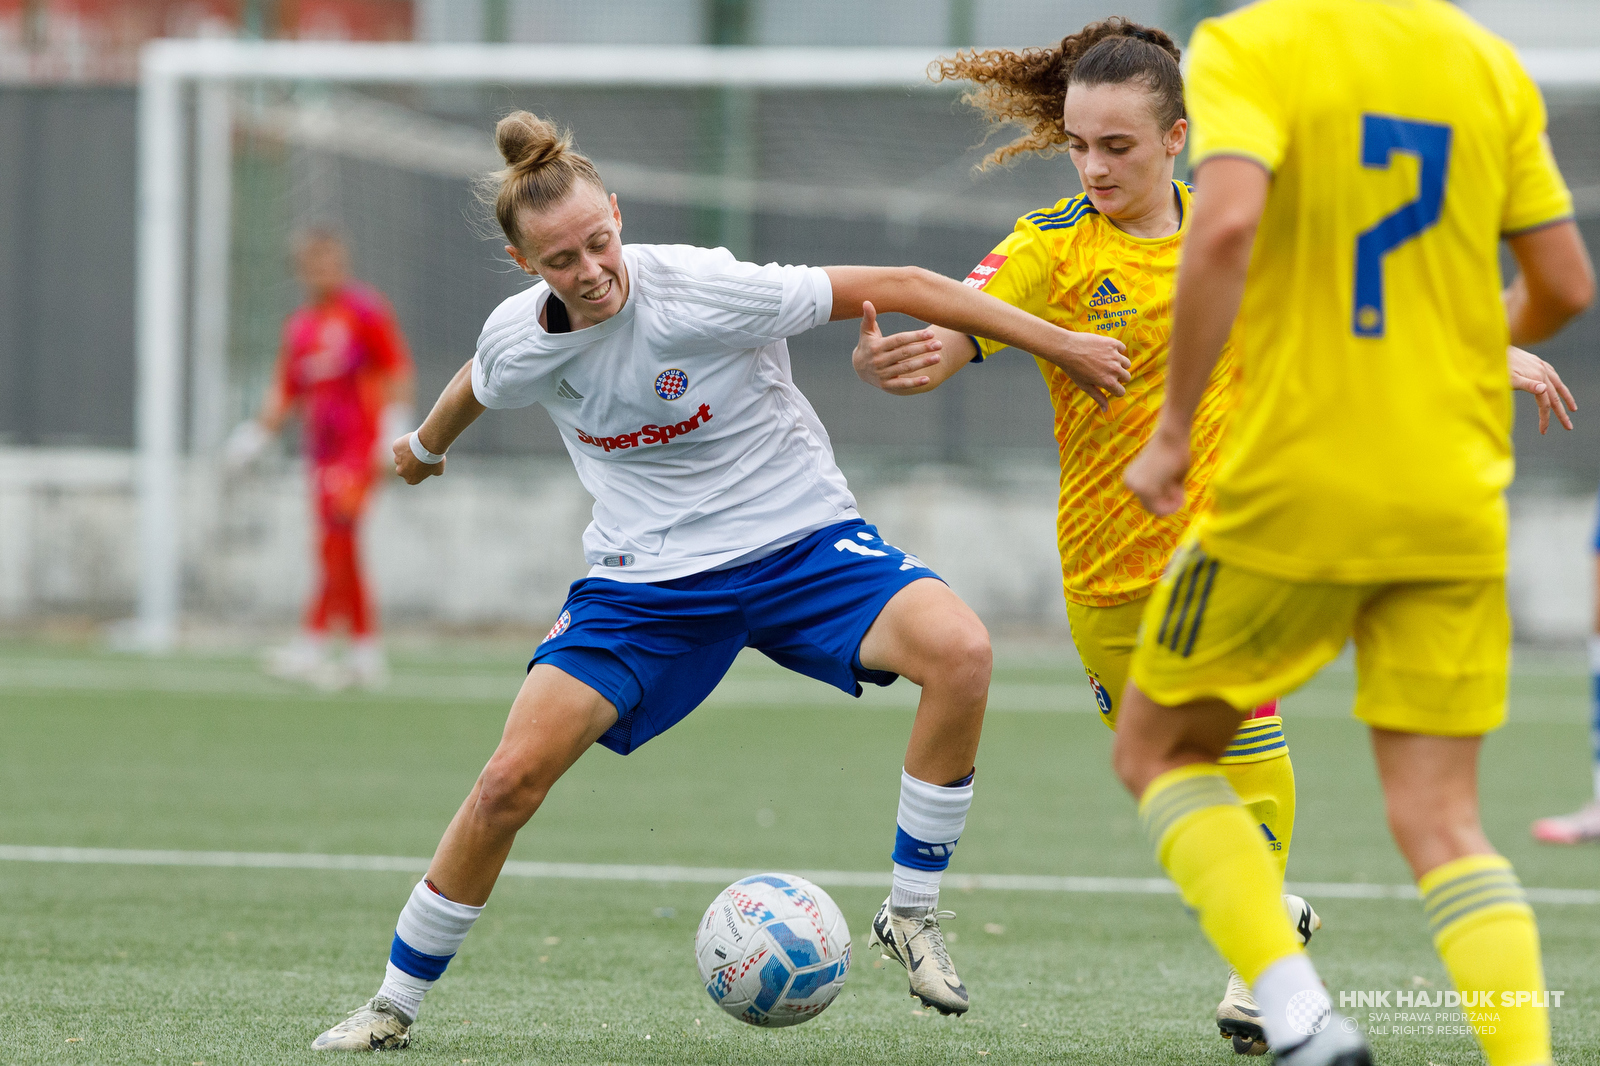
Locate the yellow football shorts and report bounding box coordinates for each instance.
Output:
[1129,537,1509,736]
[1068,594,1288,763]
[1064,597,1146,730]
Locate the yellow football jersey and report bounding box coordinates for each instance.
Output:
[1185,0,1573,582]
[971,181,1238,606]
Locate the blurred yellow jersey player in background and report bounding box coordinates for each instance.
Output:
[852,18,1324,1055]
[1119,2,1593,1065]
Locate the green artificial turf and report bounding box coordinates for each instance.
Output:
[1,639,1597,1064]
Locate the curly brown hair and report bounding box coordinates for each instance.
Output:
[934,17,1184,169]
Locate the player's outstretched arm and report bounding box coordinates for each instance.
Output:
[852,304,977,395]
[1505,220,1594,346]
[1126,157,1268,516]
[825,265,1130,410]
[393,358,486,484]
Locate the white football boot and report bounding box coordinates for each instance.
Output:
[867,897,969,1015]
[311,996,412,1051]
[1217,894,1322,1055]
[265,636,327,683]
[1530,800,1600,844]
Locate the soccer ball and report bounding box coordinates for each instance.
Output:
[694,873,851,1027]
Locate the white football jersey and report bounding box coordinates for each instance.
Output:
[472,243,860,582]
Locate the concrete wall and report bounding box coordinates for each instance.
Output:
[3,447,1592,642]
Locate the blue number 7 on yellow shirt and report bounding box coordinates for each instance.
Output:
[1353,115,1452,338]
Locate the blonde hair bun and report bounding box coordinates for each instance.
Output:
[478,110,606,252]
[495,110,572,172]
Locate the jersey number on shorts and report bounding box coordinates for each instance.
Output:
[1353,114,1454,338]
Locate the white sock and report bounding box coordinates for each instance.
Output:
[376,882,484,1023]
[890,864,943,910]
[1252,952,1330,1050]
[890,768,974,910]
[377,961,432,1023]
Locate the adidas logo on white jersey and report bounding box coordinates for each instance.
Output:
[555,379,584,400]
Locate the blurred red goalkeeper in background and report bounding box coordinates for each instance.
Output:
[226,227,415,689]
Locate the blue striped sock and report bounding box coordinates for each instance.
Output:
[375,881,483,1022]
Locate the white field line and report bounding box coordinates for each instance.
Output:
[3,845,1596,906]
[1,660,1588,723]
[0,660,1092,713]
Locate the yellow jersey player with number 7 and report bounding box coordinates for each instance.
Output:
[1118,2,1594,1066]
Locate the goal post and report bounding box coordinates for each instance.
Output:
[130,39,1600,650]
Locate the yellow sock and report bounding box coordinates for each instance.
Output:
[1420,854,1551,1066]
[1219,715,1295,882]
[1140,763,1303,983]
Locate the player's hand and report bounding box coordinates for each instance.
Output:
[852,301,942,393]
[393,432,444,485]
[1508,345,1576,434]
[223,419,271,471]
[1125,422,1190,516]
[1035,329,1131,412]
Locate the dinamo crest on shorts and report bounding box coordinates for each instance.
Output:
[543,610,571,643]
[654,368,689,400]
[1087,674,1113,718]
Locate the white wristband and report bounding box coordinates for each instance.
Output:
[409,430,445,464]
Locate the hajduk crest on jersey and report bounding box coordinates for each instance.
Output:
[654,368,689,400]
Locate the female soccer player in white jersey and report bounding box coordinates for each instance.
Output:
[310,110,1131,1050]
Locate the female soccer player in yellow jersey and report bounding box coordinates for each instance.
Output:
[852,16,1576,1058]
[1115,2,1593,1065]
[854,19,1304,1055]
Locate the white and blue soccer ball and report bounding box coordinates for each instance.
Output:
[694,873,851,1027]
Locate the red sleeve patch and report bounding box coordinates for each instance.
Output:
[962,253,1008,290]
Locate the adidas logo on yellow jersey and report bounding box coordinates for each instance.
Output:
[1088,277,1128,307]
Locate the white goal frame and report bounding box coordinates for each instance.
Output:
[132,40,1600,650]
[133,40,956,650]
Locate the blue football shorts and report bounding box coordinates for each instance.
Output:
[531,519,943,755]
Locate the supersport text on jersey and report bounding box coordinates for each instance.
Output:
[575,403,715,452]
